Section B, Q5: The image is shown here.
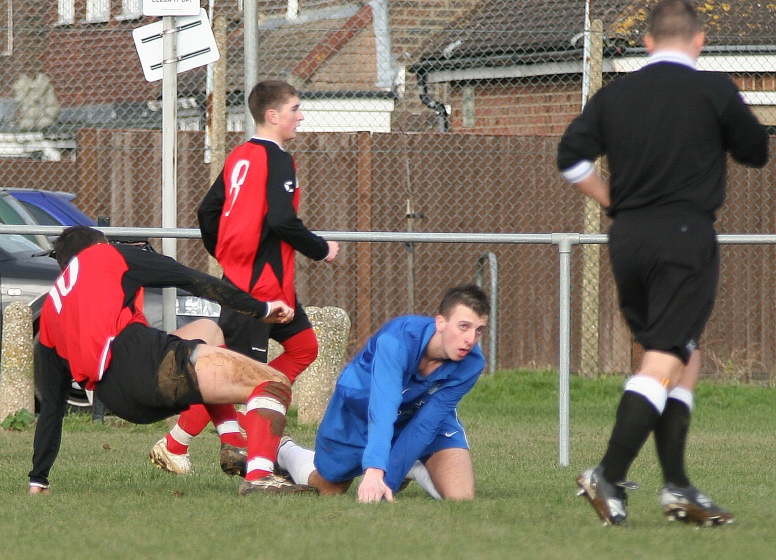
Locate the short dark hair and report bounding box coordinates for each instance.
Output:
[438,284,490,319]
[53,226,108,269]
[648,0,703,42]
[247,80,299,125]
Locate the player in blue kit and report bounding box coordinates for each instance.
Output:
[277,284,490,502]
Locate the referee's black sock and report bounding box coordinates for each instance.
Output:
[654,397,692,488]
[600,391,661,484]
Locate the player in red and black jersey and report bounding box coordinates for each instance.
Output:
[152,80,339,486]
[29,226,315,497]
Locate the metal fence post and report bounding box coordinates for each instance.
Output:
[476,251,498,375]
[553,233,578,467]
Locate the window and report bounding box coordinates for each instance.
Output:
[85,0,110,23]
[741,91,776,129]
[57,0,75,25]
[118,0,142,20]
[1,0,11,55]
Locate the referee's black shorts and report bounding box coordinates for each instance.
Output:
[608,206,719,364]
[95,323,205,424]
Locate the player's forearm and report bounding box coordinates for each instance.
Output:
[571,170,611,209]
[269,217,329,260]
[186,271,269,318]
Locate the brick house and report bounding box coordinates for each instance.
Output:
[409,0,776,135]
[0,0,483,159]
[185,0,483,133]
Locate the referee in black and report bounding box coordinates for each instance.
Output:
[557,0,769,527]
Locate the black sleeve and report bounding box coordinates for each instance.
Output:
[721,85,769,168]
[265,156,330,261]
[115,245,269,318]
[29,342,72,486]
[198,172,226,257]
[557,92,605,171]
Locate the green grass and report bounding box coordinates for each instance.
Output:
[2,371,775,560]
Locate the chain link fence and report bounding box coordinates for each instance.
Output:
[1,1,775,376]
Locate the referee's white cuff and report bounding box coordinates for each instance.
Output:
[561,160,595,184]
[29,482,49,489]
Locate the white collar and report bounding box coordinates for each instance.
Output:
[646,50,697,70]
[251,136,286,151]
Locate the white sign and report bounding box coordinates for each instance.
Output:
[142,0,200,17]
[132,9,220,82]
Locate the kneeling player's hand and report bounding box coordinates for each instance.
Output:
[358,468,395,504]
[265,301,295,324]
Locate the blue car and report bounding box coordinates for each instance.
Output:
[3,189,97,228]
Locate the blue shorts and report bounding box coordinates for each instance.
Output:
[313,412,470,484]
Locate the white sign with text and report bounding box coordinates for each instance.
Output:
[142,0,200,17]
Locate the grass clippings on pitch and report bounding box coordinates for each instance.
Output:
[1,371,774,560]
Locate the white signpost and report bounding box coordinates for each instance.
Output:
[133,7,219,330]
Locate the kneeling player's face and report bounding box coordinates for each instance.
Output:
[437,304,487,361]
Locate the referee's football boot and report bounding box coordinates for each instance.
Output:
[238,474,319,496]
[659,484,734,526]
[150,438,194,475]
[576,466,638,526]
[219,443,247,477]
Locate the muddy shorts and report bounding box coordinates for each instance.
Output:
[95,322,205,424]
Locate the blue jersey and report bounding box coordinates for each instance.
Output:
[315,315,485,492]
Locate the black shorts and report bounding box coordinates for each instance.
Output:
[95,323,205,424]
[608,207,719,363]
[218,301,312,363]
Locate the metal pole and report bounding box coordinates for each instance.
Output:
[161,17,178,332]
[579,19,604,378]
[406,198,415,313]
[554,233,577,467]
[370,0,394,89]
[581,0,592,106]
[207,13,228,278]
[476,252,498,375]
[243,0,258,139]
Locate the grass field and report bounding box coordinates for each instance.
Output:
[2,370,775,560]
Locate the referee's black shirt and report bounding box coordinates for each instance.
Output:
[558,53,769,218]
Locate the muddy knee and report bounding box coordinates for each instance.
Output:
[246,381,292,436]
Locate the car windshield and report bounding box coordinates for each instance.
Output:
[0,233,47,256]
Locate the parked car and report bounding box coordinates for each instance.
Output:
[1,188,220,328]
[3,188,97,228]
[0,233,60,324]
[0,192,53,250]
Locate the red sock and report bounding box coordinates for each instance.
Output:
[242,382,291,481]
[234,331,317,436]
[205,404,247,448]
[166,404,212,454]
[269,328,318,383]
